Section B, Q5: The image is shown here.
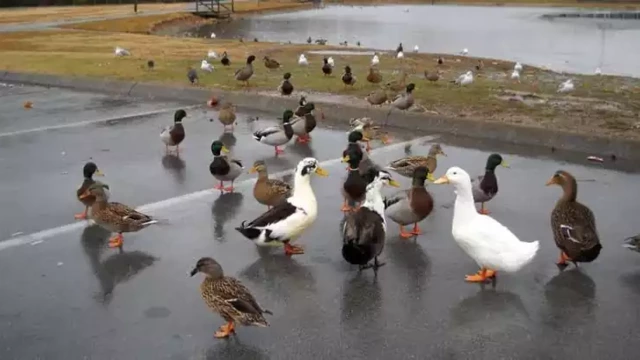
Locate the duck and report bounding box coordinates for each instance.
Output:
[290,103,318,144]
[249,160,292,210]
[235,158,328,256]
[342,65,356,87]
[366,67,382,84]
[307,36,312,44]
[413,45,419,53]
[235,55,256,86]
[79,182,157,249]
[190,257,272,339]
[342,130,370,167]
[366,87,387,106]
[207,50,218,59]
[294,96,310,116]
[396,43,403,55]
[209,140,244,192]
[221,51,230,66]
[623,234,640,252]
[454,71,473,85]
[74,162,105,220]
[322,57,333,76]
[475,60,484,71]
[389,83,415,111]
[187,68,198,85]
[160,109,186,154]
[386,143,446,180]
[594,67,602,76]
[384,166,434,238]
[340,148,369,212]
[546,170,602,270]
[342,170,399,271]
[460,48,469,55]
[210,32,216,38]
[514,62,523,72]
[472,153,508,215]
[386,72,408,93]
[263,56,280,70]
[278,72,294,96]
[328,57,335,67]
[348,117,389,152]
[201,59,214,72]
[511,69,520,82]
[371,54,380,66]
[218,102,236,131]
[396,51,404,59]
[434,167,540,282]
[114,46,130,57]
[147,60,154,70]
[298,54,309,66]
[558,79,574,93]
[252,110,295,156]
[425,70,440,82]
[437,56,444,65]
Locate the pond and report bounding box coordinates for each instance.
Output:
[191,4,640,77]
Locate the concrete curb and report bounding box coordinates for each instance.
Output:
[4,71,640,160]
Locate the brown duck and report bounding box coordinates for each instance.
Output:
[366,88,387,106]
[425,70,441,82]
[386,72,408,93]
[263,56,280,70]
[218,102,236,131]
[278,72,294,96]
[366,67,382,84]
[384,166,434,238]
[249,160,292,209]
[190,257,272,338]
[235,55,256,86]
[74,162,104,220]
[546,170,602,270]
[386,144,446,180]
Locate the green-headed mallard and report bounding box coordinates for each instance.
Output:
[79,182,157,249]
[236,158,328,256]
[235,55,256,86]
[294,96,309,116]
[263,56,280,70]
[249,160,292,210]
[546,170,602,270]
[160,109,186,154]
[75,162,104,220]
[348,117,390,152]
[342,131,380,176]
[252,110,295,156]
[278,72,294,96]
[472,153,509,215]
[342,65,356,88]
[209,140,243,192]
[386,144,446,180]
[384,166,434,238]
[218,102,236,131]
[340,147,368,212]
[342,170,400,272]
[190,257,272,338]
[322,57,332,76]
[366,67,382,84]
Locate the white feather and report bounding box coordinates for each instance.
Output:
[514,62,523,72]
[200,60,214,72]
[160,125,174,145]
[327,57,335,67]
[114,46,130,57]
[396,51,404,59]
[298,54,309,66]
[371,54,380,66]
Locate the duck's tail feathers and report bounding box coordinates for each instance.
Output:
[235,221,262,240]
[342,243,373,266]
[263,309,274,315]
[252,319,269,327]
[504,240,539,272]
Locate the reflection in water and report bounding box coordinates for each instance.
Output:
[161,154,186,184]
[287,142,315,159]
[204,340,270,360]
[340,275,382,326]
[543,269,596,329]
[384,238,431,310]
[211,192,244,242]
[218,132,237,150]
[80,225,158,305]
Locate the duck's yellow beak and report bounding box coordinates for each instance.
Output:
[388,179,401,187]
[94,169,104,176]
[314,167,329,177]
[545,177,557,186]
[341,155,350,163]
[221,146,230,154]
[501,160,510,168]
[427,173,436,182]
[433,175,450,184]
[248,166,258,174]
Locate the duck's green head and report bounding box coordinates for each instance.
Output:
[83,162,104,178]
[486,153,508,171]
[211,140,230,156]
[282,110,294,123]
[342,147,363,169]
[406,83,416,93]
[412,166,430,186]
[174,109,187,123]
[348,130,368,143]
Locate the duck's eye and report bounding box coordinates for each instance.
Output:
[453,172,457,175]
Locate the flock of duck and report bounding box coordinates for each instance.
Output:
[71,99,621,339]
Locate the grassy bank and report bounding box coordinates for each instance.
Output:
[1,29,638,141]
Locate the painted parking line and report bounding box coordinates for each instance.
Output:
[0,135,439,252]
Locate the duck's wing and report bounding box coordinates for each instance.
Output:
[554,203,599,250]
[252,126,282,140]
[108,202,153,223]
[471,175,492,202]
[243,199,308,242]
[265,178,292,196]
[388,156,428,168]
[383,189,410,209]
[343,208,384,246]
[217,277,271,315]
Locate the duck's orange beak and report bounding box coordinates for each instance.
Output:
[545,177,557,186]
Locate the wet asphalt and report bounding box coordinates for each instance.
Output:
[1,84,640,360]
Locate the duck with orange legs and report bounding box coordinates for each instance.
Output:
[74,162,104,220]
[384,166,434,239]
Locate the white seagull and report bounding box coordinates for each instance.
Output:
[413,45,419,53]
[210,32,216,39]
[114,47,130,57]
[514,62,523,72]
[396,51,404,59]
[595,67,602,75]
[371,54,380,66]
[460,48,469,56]
[298,54,309,66]
[511,69,520,82]
[200,60,214,72]
[207,50,218,59]
[558,79,575,93]
[455,71,473,86]
[327,56,335,68]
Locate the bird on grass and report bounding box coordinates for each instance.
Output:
[298,54,309,66]
[342,65,356,88]
[263,56,281,70]
[187,68,198,85]
[278,72,294,96]
[425,70,440,83]
[396,43,403,55]
[190,257,272,339]
[221,51,230,66]
[322,57,333,76]
[147,60,154,70]
[235,55,256,86]
[201,59,214,73]
[366,67,382,84]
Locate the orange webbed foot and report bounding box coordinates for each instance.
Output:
[465,268,496,282]
[478,208,491,215]
[399,226,414,239]
[284,243,304,256]
[74,212,88,220]
[214,322,235,338]
[411,224,422,235]
[108,234,124,249]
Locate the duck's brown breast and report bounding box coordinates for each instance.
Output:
[409,187,434,218]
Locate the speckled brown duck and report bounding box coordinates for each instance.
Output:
[386,144,446,179]
[218,102,236,131]
[263,56,280,70]
[249,160,292,209]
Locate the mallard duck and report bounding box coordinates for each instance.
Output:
[306,36,312,44]
[425,70,440,82]
[434,167,539,282]
[294,96,308,116]
[209,140,243,192]
[340,148,368,212]
[390,83,415,111]
[396,43,403,55]
[278,72,294,96]
[79,182,157,249]
[386,144,446,180]
[218,102,236,131]
[349,117,389,152]
[147,60,154,70]
[252,110,295,156]
[236,158,328,256]
[342,170,399,271]
[235,55,256,86]
[623,234,640,252]
[74,162,104,220]
[386,72,408,93]
[546,170,602,270]
[342,65,356,88]
[366,67,382,84]
[190,257,272,338]
[187,68,198,85]
[322,57,332,76]
[366,88,387,106]
[221,51,230,66]
[384,166,434,238]
[290,104,318,144]
[249,160,292,210]
[263,56,280,70]
[471,153,508,215]
[160,109,186,154]
[342,131,382,178]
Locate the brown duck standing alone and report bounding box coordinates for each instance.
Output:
[235,55,256,86]
[546,170,602,270]
[190,257,272,339]
[75,162,104,220]
[263,56,280,70]
[218,102,236,131]
[249,160,292,209]
[366,67,382,84]
[342,65,356,88]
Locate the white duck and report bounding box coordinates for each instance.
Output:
[455,71,473,86]
[514,62,523,72]
[511,69,520,82]
[210,32,216,39]
[207,50,218,59]
[434,167,539,283]
[298,54,309,66]
[413,45,419,53]
[396,51,404,59]
[327,56,335,68]
[594,67,602,75]
[201,60,214,72]
[114,47,130,57]
[558,79,574,93]
[371,54,380,66]
[235,157,328,256]
[460,48,469,56]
